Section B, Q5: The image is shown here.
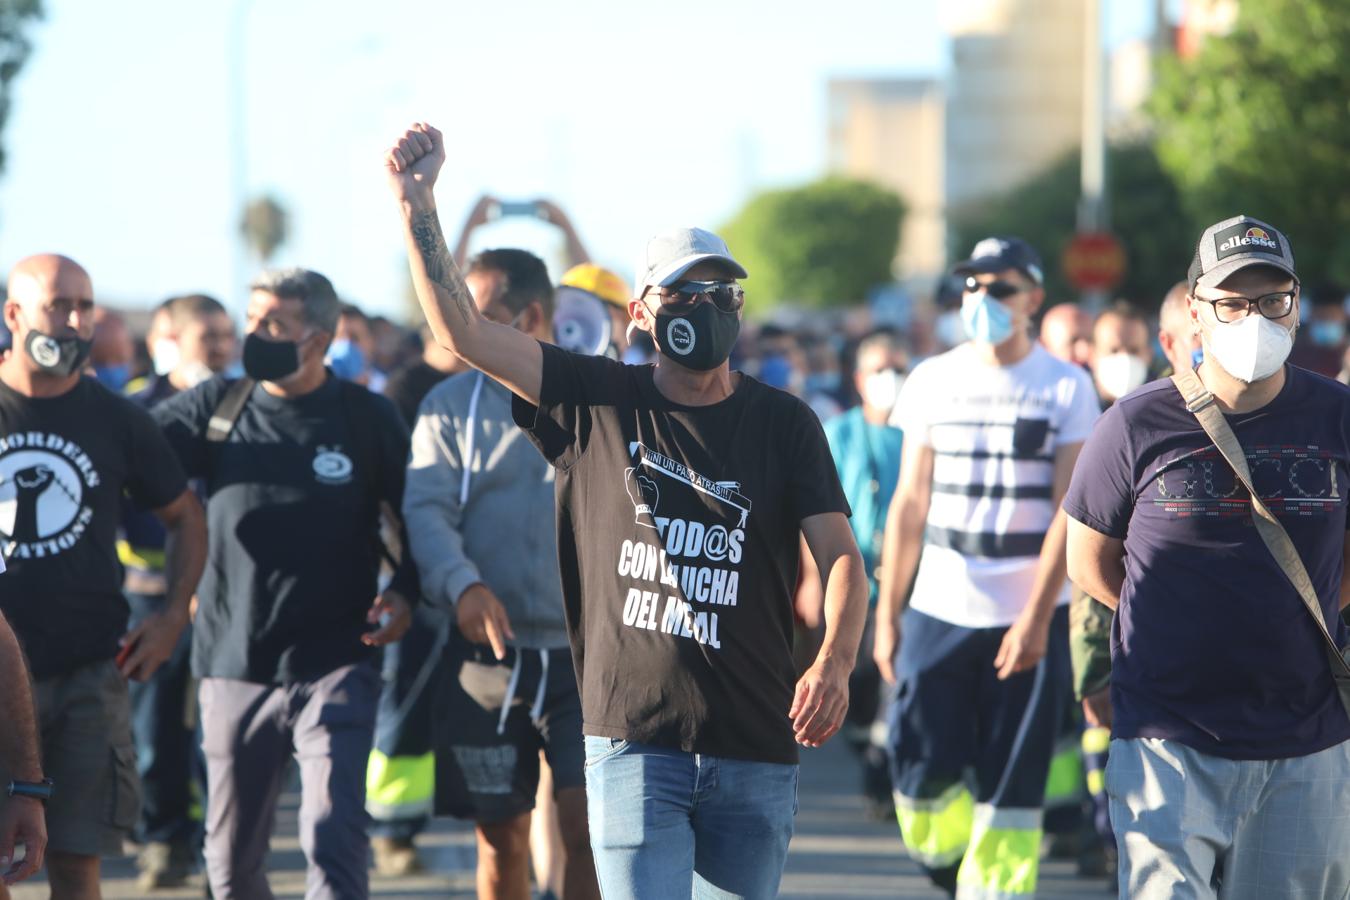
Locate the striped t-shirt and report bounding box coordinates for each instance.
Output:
[894,342,1099,627]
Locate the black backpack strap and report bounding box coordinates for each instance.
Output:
[206,378,256,443]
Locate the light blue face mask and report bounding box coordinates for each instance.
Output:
[325,338,366,382]
[960,292,1016,346]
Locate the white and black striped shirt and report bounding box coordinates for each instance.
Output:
[894,342,1100,627]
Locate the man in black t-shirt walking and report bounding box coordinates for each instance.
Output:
[385,123,868,899]
[155,267,417,900]
[0,253,207,898]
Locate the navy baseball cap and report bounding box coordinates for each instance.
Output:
[951,236,1044,285]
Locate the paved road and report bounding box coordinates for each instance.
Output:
[13,738,1114,898]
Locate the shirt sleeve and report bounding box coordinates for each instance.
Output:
[150,379,220,480]
[511,341,628,469]
[1062,401,1134,538]
[788,397,853,523]
[403,381,485,609]
[124,401,189,510]
[1056,366,1102,446]
[890,359,935,447]
[368,392,420,603]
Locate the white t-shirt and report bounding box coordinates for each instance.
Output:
[894,342,1100,627]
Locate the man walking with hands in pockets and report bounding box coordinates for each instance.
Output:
[384,122,867,900]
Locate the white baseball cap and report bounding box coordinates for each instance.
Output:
[634,227,748,295]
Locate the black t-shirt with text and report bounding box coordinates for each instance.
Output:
[513,344,850,764]
[154,374,417,685]
[0,377,187,677]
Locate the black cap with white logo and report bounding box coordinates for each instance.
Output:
[1187,215,1297,292]
[951,236,1044,285]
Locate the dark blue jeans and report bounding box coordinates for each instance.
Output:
[126,591,203,847]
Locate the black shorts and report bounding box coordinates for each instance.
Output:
[433,631,584,823]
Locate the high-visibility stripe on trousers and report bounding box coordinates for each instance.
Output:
[366,748,435,820]
[886,605,1071,898]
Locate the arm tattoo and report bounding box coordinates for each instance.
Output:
[410,209,476,325]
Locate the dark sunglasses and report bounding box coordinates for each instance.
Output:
[648,280,745,314]
[964,276,1024,301]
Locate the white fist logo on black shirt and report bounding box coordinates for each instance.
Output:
[624,467,660,526]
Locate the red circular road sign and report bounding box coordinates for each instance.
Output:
[1062,232,1126,292]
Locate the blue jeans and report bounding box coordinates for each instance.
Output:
[583,736,798,900]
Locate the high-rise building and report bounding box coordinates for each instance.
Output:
[827,78,946,283]
[943,0,1087,217]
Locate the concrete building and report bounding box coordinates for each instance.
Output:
[826,78,945,283]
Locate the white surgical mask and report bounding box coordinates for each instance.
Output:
[1094,352,1148,400]
[862,368,905,412]
[151,338,180,376]
[1206,313,1294,383]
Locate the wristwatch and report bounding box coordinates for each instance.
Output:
[6,778,54,803]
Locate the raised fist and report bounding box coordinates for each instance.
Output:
[624,466,660,527]
[383,122,445,204]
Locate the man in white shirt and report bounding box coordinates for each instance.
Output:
[874,236,1099,899]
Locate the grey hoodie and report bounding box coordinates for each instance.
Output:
[403,370,567,649]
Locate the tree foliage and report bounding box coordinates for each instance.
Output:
[949,140,1193,313]
[720,177,905,315]
[0,0,43,175]
[1149,0,1350,282]
[240,194,289,263]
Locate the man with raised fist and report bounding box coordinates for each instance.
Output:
[384,122,867,899]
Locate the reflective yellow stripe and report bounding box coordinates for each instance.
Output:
[1082,726,1111,755]
[1042,740,1082,808]
[956,803,1041,897]
[117,539,166,572]
[365,749,434,819]
[893,782,973,868]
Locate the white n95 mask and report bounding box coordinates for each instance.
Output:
[1206,314,1293,384]
[1094,352,1148,400]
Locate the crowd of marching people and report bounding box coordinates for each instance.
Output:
[0,120,1348,900]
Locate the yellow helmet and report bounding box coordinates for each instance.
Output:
[560,263,629,309]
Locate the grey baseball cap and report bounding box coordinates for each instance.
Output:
[1188,215,1297,292]
[634,227,748,295]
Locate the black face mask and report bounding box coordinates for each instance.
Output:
[242,331,303,382]
[653,302,741,371]
[24,329,92,377]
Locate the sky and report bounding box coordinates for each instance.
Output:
[0,0,1160,319]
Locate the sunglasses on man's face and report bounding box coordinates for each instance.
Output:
[964,276,1024,301]
[648,280,745,314]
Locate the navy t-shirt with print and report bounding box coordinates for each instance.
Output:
[512,343,851,765]
[1063,366,1350,760]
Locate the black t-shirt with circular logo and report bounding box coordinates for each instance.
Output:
[512,343,850,764]
[153,374,417,685]
[0,376,188,678]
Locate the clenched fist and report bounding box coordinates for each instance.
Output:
[384,122,445,205]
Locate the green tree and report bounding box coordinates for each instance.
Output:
[1149,0,1350,282]
[240,193,289,264]
[949,140,1193,312]
[720,177,905,315]
[0,0,43,175]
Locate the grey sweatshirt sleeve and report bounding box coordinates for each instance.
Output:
[402,381,482,610]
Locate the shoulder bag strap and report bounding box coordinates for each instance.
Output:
[206,377,256,443]
[1171,368,1350,675]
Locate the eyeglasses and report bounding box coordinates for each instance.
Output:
[1195,288,1297,323]
[964,277,1024,301]
[645,280,745,314]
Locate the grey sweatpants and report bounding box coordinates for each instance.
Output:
[199,663,380,900]
[1107,736,1350,900]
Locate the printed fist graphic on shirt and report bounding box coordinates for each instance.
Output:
[624,467,660,525]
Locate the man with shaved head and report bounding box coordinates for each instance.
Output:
[0,254,206,898]
[1040,302,1093,369]
[1156,281,1201,376]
